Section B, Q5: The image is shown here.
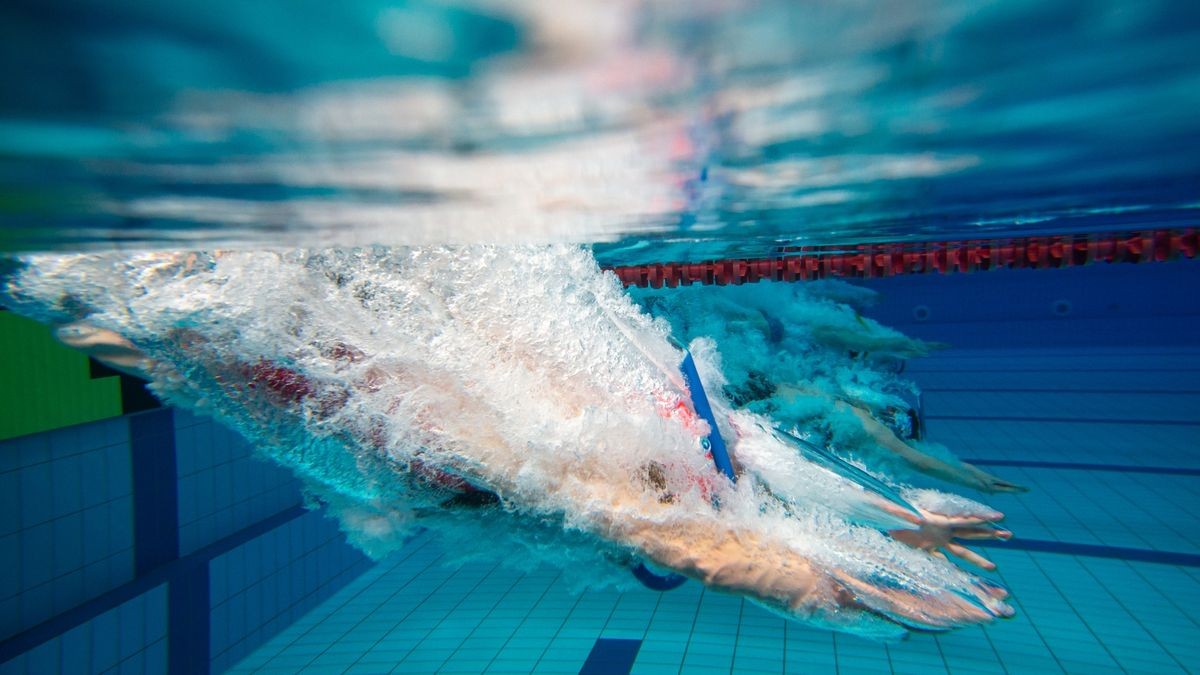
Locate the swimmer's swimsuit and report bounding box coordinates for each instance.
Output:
[240,357,727,499]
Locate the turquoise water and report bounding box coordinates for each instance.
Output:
[1,2,1199,674]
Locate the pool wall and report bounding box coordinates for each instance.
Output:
[0,406,373,674]
[858,260,1200,348]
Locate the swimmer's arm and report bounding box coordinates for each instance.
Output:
[611,509,1005,630]
[843,403,1026,494]
[844,403,951,472]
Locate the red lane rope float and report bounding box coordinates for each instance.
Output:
[605,229,1198,288]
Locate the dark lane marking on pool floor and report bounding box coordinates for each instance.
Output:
[963,459,1200,476]
[579,638,643,675]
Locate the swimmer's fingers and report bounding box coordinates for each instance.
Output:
[952,527,1012,541]
[944,543,996,571]
[986,478,1030,494]
[976,578,1010,600]
[880,499,924,526]
[830,568,1009,630]
[964,463,1030,494]
[929,510,1005,528]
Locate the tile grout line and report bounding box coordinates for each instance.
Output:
[319,542,455,671]
[987,554,1068,674]
[1024,553,1128,673]
[245,534,437,672]
[476,570,562,674]
[676,586,707,672]
[1074,558,1190,672]
[1122,561,1200,633]
[213,527,372,665]
[528,579,589,672]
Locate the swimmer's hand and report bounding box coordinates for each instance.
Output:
[891,508,1012,574]
[960,463,1029,494]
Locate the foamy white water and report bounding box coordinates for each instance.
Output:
[2,244,1011,638]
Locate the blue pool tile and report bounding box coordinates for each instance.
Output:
[0,534,20,599]
[784,661,836,675]
[676,666,733,675]
[732,656,785,672]
[58,624,90,673]
[392,658,446,672]
[50,456,83,517]
[23,638,60,674]
[105,444,132,497]
[0,474,19,538]
[630,663,682,675]
[532,660,586,674]
[19,524,53,592]
[0,439,23,474]
[486,659,544,673]
[18,464,52,527]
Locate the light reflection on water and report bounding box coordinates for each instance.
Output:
[0,0,1197,260]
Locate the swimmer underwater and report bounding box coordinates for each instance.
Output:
[2,245,1017,640]
[636,281,1030,495]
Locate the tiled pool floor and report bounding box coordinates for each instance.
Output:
[229,348,1200,674]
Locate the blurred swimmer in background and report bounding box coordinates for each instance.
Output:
[637,282,1028,494]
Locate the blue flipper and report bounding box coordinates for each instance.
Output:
[679,350,737,482]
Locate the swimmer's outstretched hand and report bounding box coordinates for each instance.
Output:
[960,463,1029,494]
[843,403,1029,494]
[891,509,1012,573]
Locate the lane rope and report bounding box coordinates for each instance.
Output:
[606,228,1198,288]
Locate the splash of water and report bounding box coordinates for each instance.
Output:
[2,244,1010,638]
